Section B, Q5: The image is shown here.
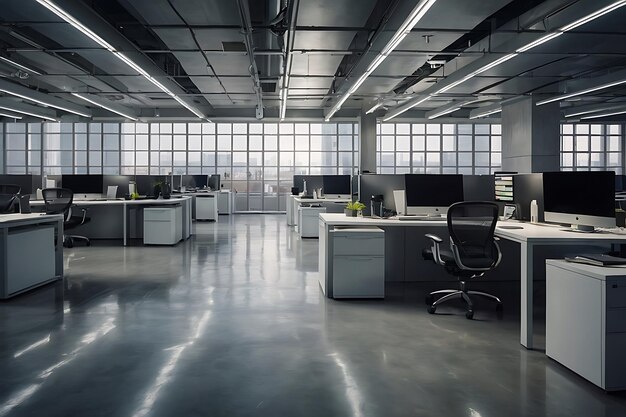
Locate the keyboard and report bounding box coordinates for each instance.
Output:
[397,215,443,221]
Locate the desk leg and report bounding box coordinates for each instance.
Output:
[520,242,533,349]
[55,218,64,278]
[123,205,128,246]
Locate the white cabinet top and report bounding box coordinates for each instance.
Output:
[547,259,626,280]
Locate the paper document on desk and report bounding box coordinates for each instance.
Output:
[565,253,626,267]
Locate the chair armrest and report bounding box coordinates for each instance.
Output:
[79,207,89,224]
[425,233,443,243]
[425,234,446,266]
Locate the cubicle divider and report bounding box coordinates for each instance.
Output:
[0,174,42,195]
[513,173,544,221]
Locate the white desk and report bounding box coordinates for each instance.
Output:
[291,197,350,226]
[31,197,193,246]
[0,213,64,298]
[319,213,626,350]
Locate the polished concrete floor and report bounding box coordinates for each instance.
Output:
[1,214,626,417]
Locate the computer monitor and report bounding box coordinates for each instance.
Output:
[512,173,544,222]
[358,174,405,216]
[322,175,351,198]
[184,175,208,189]
[404,174,464,216]
[208,174,221,191]
[543,171,615,231]
[103,175,131,198]
[62,175,103,196]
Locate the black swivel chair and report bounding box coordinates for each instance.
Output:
[0,184,21,213]
[423,201,502,319]
[42,188,91,248]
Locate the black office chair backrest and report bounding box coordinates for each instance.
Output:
[0,184,21,213]
[447,201,500,270]
[42,188,74,216]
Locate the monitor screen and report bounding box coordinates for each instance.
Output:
[404,174,464,208]
[208,174,220,191]
[322,175,350,196]
[103,175,131,197]
[543,171,615,219]
[62,175,103,194]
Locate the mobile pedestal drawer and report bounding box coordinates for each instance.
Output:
[331,227,385,298]
[546,259,626,391]
[143,205,182,245]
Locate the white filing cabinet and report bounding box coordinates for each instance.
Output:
[217,191,232,214]
[546,259,626,391]
[195,195,218,221]
[144,205,183,245]
[4,226,56,297]
[331,227,385,298]
[287,195,297,226]
[298,206,326,238]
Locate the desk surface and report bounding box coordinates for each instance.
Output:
[0,213,63,224]
[547,259,626,280]
[30,196,192,207]
[295,197,351,204]
[320,213,626,243]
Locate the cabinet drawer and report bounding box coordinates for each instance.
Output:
[144,208,175,221]
[606,308,626,333]
[333,255,384,298]
[332,230,384,256]
[606,279,626,308]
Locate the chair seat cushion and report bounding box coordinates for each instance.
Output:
[422,248,456,266]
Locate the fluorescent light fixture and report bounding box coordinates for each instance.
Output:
[0,111,22,119]
[427,106,461,120]
[36,0,208,120]
[383,0,626,121]
[71,93,137,120]
[0,88,91,117]
[537,79,626,106]
[366,102,384,115]
[0,56,41,75]
[383,95,432,121]
[0,104,57,121]
[280,88,288,120]
[326,0,438,120]
[469,107,502,119]
[564,104,626,118]
[580,109,626,120]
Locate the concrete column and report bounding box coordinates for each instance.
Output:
[359,111,377,173]
[501,96,560,173]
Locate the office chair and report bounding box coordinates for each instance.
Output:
[0,184,21,213]
[423,201,502,319]
[42,188,91,248]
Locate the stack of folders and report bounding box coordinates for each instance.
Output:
[495,173,514,202]
[565,253,626,267]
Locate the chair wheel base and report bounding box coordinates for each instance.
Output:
[427,305,436,314]
[496,302,503,312]
[466,310,474,319]
[425,295,434,305]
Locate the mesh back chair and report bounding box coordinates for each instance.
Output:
[423,201,502,319]
[42,188,91,248]
[0,184,21,214]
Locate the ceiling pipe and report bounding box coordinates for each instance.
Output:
[236,0,264,119]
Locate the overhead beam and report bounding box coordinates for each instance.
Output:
[563,102,626,118]
[0,97,58,121]
[537,68,626,106]
[236,0,263,119]
[71,92,138,120]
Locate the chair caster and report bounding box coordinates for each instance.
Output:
[496,303,503,312]
[425,295,434,305]
[466,310,474,320]
[86,241,91,247]
[427,305,436,314]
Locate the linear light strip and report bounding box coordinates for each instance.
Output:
[366,102,384,114]
[0,88,91,117]
[383,0,626,121]
[0,105,57,121]
[71,93,137,120]
[0,56,41,75]
[580,109,626,120]
[470,108,502,120]
[325,0,438,120]
[537,79,626,106]
[36,0,208,121]
[427,106,461,120]
[0,112,23,119]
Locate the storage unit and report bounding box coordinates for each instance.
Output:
[287,195,297,226]
[144,205,183,245]
[196,194,218,221]
[2,225,56,298]
[217,191,232,215]
[546,259,626,391]
[331,227,385,298]
[298,206,326,238]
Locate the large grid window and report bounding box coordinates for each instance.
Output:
[376,123,502,174]
[1,121,358,212]
[560,124,623,174]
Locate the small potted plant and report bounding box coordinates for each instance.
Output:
[345,201,365,217]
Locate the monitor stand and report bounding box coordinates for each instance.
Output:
[562,224,597,233]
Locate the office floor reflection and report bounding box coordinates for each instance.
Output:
[0,214,625,417]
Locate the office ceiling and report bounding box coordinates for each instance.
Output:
[0,0,625,122]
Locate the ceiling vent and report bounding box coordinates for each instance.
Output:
[222,42,246,52]
[261,82,277,93]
